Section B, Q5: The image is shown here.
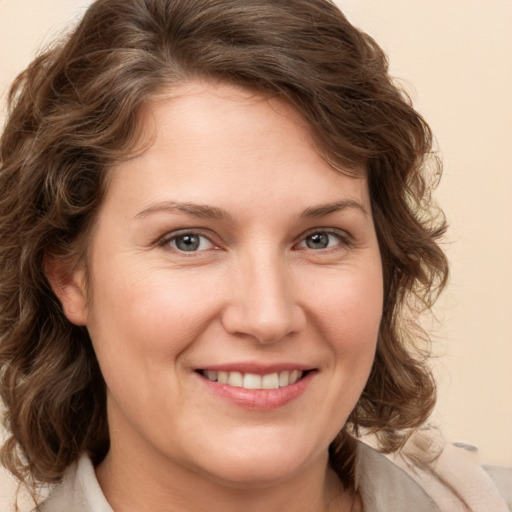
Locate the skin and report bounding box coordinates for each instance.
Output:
[54,81,382,512]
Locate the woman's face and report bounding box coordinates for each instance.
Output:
[61,82,383,486]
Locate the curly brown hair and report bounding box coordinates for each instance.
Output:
[0,0,447,493]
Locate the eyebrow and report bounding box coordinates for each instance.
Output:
[134,198,368,221]
[301,199,368,218]
[134,201,233,221]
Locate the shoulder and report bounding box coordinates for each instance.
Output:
[0,464,22,512]
[0,464,49,512]
[0,453,109,512]
[379,431,511,512]
[356,440,442,512]
[37,454,113,512]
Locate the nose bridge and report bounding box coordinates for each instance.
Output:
[222,244,303,343]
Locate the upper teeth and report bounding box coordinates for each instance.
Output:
[203,370,303,390]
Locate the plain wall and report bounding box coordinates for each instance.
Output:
[1,0,511,466]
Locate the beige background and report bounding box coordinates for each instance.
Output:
[1,0,511,467]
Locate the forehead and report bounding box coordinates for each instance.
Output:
[140,80,365,167]
[103,80,370,218]
[139,81,312,154]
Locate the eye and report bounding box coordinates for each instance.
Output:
[297,230,349,251]
[163,232,215,252]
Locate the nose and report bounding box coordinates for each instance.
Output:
[220,250,306,344]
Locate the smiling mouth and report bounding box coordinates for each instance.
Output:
[197,370,307,390]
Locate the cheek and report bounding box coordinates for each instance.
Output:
[308,263,383,408]
[308,264,383,345]
[86,264,220,369]
[84,273,212,424]
[297,265,382,443]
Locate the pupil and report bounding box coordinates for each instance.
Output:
[176,234,200,251]
[307,233,329,249]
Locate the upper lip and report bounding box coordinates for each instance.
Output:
[195,362,315,374]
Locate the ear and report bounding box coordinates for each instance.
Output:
[44,253,89,326]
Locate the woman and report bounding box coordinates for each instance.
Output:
[0,0,507,511]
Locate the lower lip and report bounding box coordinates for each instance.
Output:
[197,372,314,410]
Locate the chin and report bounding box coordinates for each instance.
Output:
[204,457,311,488]
[190,431,328,487]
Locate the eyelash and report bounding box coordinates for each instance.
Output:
[296,229,353,252]
[158,230,217,253]
[157,228,353,255]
